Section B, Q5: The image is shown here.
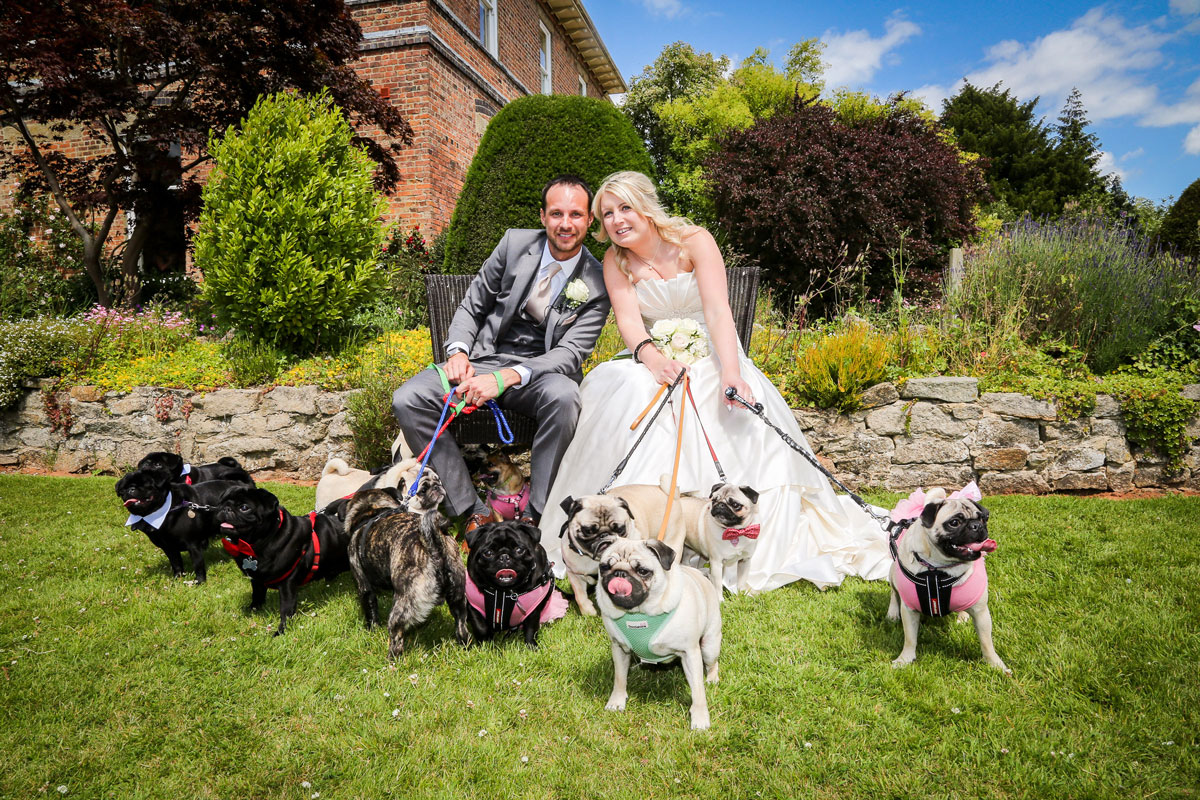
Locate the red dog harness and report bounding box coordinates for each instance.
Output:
[222,510,322,587]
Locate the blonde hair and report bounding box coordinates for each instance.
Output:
[591,171,692,277]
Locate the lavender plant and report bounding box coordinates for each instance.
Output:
[951,216,1200,373]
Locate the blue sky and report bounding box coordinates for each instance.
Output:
[585,0,1200,204]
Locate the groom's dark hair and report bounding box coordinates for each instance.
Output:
[541,174,593,209]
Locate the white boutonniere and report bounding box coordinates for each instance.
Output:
[649,317,709,365]
[562,278,589,311]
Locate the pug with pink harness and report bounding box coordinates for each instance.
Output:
[887,483,1011,675]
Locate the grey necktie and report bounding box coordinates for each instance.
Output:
[524,262,562,324]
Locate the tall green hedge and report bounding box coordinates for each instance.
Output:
[1160,176,1200,261]
[441,95,653,273]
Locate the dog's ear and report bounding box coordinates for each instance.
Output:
[974,501,989,521]
[464,521,489,551]
[383,485,406,506]
[251,488,281,511]
[710,482,724,498]
[740,486,760,504]
[647,540,675,571]
[616,497,634,519]
[520,522,542,544]
[920,500,942,529]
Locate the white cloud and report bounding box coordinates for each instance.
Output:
[821,13,921,89]
[911,82,952,114]
[1095,151,1127,181]
[962,8,1169,122]
[640,0,684,19]
[1170,0,1200,15]
[1185,125,1200,154]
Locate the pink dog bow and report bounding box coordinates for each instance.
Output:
[722,524,760,542]
[890,481,982,522]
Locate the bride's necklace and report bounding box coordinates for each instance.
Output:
[630,238,664,278]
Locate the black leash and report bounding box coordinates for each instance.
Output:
[597,371,687,495]
[723,388,893,532]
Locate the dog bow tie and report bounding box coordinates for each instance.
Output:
[722,524,760,542]
[890,481,982,523]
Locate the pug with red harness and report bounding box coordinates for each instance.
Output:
[887,483,1010,675]
[137,452,253,486]
[215,486,351,636]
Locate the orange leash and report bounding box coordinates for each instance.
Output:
[630,383,667,431]
[656,374,688,542]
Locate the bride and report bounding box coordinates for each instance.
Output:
[540,171,890,592]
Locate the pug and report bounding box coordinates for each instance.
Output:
[116,466,245,582]
[136,452,254,486]
[464,520,567,648]
[679,483,761,596]
[596,538,722,731]
[344,483,470,659]
[887,488,1009,674]
[558,484,686,616]
[478,451,531,521]
[215,485,352,636]
[314,456,424,512]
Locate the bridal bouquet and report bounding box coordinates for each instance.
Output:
[649,317,709,365]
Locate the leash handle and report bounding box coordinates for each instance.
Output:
[485,400,514,444]
[723,388,891,529]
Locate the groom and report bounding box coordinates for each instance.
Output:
[392,175,611,533]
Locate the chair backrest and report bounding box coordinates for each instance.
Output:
[425,266,761,361]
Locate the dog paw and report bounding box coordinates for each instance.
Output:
[689,712,711,731]
[955,611,970,624]
[605,696,627,712]
[891,655,914,668]
[885,609,900,621]
[705,664,720,684]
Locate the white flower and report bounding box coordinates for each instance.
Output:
[951,707,962,714]
[301,781,311,788]
[478,729,488,737]
[57,787,68,795]
[521,755,529,763]
[650,317,708,365]
[392,708,399,717]
[564,279,589,307]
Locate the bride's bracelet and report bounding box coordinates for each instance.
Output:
[632,338,656,364]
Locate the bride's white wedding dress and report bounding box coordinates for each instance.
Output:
[540,271,891,592]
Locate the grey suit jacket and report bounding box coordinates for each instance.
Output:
[446,228,611,383]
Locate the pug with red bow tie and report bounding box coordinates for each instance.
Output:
[678,482,761,597]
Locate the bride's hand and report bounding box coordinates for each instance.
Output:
[722,374,755,410]
[643,350,688,385]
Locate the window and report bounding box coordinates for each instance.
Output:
[478,0,497,57]
[578,74,587,96]
[538,21,551,94]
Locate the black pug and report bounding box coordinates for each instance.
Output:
[215,486,351,636]
[115,467,245,582]
[344,482,470,659]
[464,520,563,648]
[137,451,254,486]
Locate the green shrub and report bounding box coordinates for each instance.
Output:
[351,227,436,337]
[1160,176,1200,261]
[952,216,1199,373]
[789,320,890,411]
[345,330,434,468]
[441,95,653,273]
[222,336,287,388]
[0,318,81,408]
[195,90,388,354]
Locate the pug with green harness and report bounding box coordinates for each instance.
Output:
[596,538,722,730]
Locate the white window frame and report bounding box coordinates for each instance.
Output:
[479,0,497,58]
[539,21,552,94]
[578,73,587,96]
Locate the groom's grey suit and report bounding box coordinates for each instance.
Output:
[392,228,610,518]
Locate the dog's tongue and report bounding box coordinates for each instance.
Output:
[220,522,235,530]
[607,576,633,597]
[966,538,997,553]
[123,498,139,507]
[495,568,517,582]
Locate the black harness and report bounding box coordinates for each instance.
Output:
[888,520,964,618]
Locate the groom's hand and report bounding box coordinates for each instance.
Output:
[455,368,520,406]
[445,352,475,384]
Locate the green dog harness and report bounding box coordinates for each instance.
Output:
[610,608,678,664]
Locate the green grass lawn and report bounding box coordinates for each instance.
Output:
[0,475,1196,799]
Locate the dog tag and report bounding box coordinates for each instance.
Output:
[187,510,196,519]
[242,558,258,571]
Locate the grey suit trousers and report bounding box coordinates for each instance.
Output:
[391,354,581,518]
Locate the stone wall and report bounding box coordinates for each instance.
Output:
[2,378,1198,492]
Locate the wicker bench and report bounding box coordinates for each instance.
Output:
[424,265,760,446]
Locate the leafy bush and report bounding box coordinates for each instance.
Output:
[345,330,434,468]
[351,227,436,337]
[952,216,1200,373]
[707,97,989,311]
[0,317,82,408]
[222,336,287,388]
[195,90,388,354]
[1159,176,1200,261]
[0,193,92,319]
[788,320,890,411]
[441,95,653,273]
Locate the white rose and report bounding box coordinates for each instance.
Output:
[649,319,674,341]
[678,318,700,335]
[671,332,692,351]
[564,279,588,304]
[691,339,710,358]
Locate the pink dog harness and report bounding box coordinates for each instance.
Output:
[486,483,530,521]
[465,571,567,632]
[891,526,989,616]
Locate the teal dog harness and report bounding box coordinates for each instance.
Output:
[610,608,678,664]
